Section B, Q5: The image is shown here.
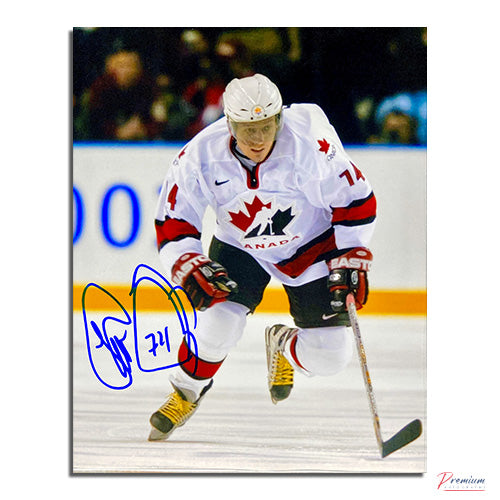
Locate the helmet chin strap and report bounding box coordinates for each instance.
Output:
[230,136,277,169]
[230,137,256,167]
[226,118,236,138]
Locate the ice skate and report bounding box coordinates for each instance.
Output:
[265,324,298,404]
[148,380,213,441]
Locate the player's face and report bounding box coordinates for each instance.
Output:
[234,117,278,163]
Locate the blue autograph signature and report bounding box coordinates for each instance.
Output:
[82,264,198,390]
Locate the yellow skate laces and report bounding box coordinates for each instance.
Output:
[157,391,198,427]
[269,352,294,387]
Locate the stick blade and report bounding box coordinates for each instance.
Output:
[381,419,422,458]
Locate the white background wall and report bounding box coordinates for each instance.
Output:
[73,144,426,290]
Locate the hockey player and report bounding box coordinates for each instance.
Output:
[149,73,376,440]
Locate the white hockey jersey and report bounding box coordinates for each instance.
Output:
[155,103,376,286]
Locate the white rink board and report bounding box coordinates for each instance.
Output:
[73,311,426,474]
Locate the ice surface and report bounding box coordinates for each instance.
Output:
[73,312,426,474]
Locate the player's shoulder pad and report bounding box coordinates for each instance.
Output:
[284,103,347,165]
[171,116,228,170]
[283,103,328,134]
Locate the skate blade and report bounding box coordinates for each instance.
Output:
[148,427,169,441]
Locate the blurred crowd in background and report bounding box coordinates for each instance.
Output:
[73,27,426,146]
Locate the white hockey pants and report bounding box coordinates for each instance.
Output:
[170,301,353,398]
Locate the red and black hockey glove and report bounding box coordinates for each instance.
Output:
[326,247,373,312]
[172,252,238,311]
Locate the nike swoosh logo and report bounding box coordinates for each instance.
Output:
[215,179,229,186]
[321,312,338,320]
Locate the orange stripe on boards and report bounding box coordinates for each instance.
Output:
[73,284,426,315]
[74,284,184,313]
[257,288,426,315]
[359,290,426,315]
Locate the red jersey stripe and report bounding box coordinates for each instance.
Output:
[274,227,337,278]
[155,217,201,250]
[331,191,376,226]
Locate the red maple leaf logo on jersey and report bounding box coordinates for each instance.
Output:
[317,138,330,154]
[228,196,272,232]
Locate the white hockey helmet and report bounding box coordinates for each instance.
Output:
[223,74,283,133]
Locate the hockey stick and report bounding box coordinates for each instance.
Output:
[346,293,422,458]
